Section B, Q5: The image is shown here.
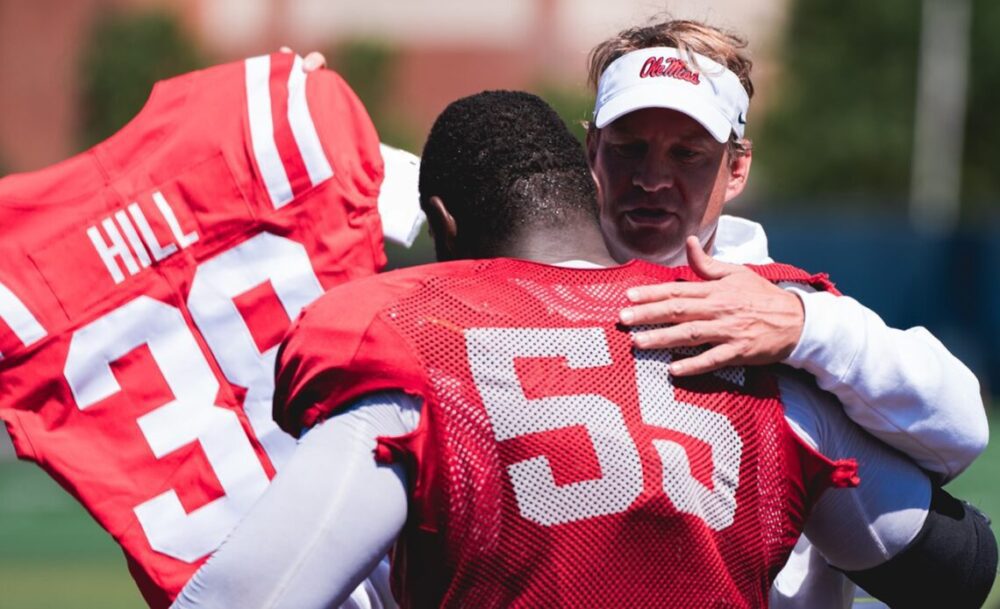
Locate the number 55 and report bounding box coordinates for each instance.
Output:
[466,327,742,530]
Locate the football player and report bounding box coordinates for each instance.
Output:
[0,53,421,608]
[171,91,995,608]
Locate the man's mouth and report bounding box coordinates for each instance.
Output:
[622,207,677,228]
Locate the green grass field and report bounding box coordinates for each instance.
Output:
[1,413,998,609]
[943,412,1000,609]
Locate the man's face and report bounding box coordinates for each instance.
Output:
[587,108,750,265]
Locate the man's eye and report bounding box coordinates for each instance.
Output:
[611,143,643,158]
[671,147,702,162]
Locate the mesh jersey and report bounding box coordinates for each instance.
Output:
[276,258,856,609]
[0,53,388,608]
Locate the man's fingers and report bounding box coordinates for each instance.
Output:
[631,322,725,350]
[303,51,327,72]
[625,282,710,304]
[620,297,716,326]
[279,46,293,54]
[685,235,738,280]
[669,344,740,377]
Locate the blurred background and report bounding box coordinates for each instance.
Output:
[0,0,997,607]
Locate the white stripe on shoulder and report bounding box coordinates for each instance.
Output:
[0,281,46,360]
[245,55,294,209]
[287,55,334,187]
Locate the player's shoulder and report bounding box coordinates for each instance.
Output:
[297,260,481,330]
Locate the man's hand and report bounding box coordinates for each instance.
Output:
[619,236,805,376]
[279,46,327,72]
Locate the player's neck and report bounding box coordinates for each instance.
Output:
[502,221,617,267]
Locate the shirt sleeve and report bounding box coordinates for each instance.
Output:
[781,287,987,481]
[171,392,419,609]
[772,369,932,608]
[377,144,425,248]
[779,370,931,571]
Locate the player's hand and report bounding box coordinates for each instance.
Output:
[619,236,805,376]
[278,46,327,72]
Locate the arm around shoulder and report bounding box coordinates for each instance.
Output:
[782,288,987,480]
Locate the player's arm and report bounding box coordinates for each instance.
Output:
[171,393,416,609]
[780,372,997,609]
[623,236,987,480]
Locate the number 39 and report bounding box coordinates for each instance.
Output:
[466,327,742,530]
[63,232,323,562]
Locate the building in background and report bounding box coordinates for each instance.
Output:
[0,0,788,172]
[4,0,998,389]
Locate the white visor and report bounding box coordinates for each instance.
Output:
[593,47,749,143]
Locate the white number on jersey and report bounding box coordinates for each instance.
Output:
[189,232,323,470]
[466,327,742,530]
[0,280,47,360]
[63,232,323,562]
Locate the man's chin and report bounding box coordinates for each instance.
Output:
[609,233,687,267]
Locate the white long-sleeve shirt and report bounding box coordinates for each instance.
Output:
[713,215,986,608]
[714,215,986,481]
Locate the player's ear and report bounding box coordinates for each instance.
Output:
[425,195,458,261]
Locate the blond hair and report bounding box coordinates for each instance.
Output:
[587,19,754,158]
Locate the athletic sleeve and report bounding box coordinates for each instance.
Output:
[781,287,987,481]
[772,370,931,609]
[779,370,931,571]
[377,145,425,247]
[773,370,994,609]
[273,273,430,436]
[171,392,419,609]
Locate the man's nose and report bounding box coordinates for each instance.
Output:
[633,155,674,192]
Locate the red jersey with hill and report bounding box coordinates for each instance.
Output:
[276,258,855,609]
[0,53,387,608]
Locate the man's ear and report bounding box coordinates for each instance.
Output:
[425,195,458,260]
[724,144,752,203]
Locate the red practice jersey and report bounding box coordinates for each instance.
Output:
[0,53,387,607]
[276,258,857,609]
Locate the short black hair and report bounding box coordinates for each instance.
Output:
[419,90,598,259]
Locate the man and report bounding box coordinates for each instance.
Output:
[580,20,989,607]
[172,91,995,609]
[293,21,985,489]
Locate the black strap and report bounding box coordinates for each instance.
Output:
[843,485,997,608]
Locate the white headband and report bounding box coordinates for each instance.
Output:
[593,47,750,142]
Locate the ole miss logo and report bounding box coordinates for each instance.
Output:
[639,56,700,85]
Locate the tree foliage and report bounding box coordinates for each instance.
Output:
[963,1,1000,206]
[533,82,593,145]
[755,0,999,217]
[79,9,204,149]
[330,39,420,152]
